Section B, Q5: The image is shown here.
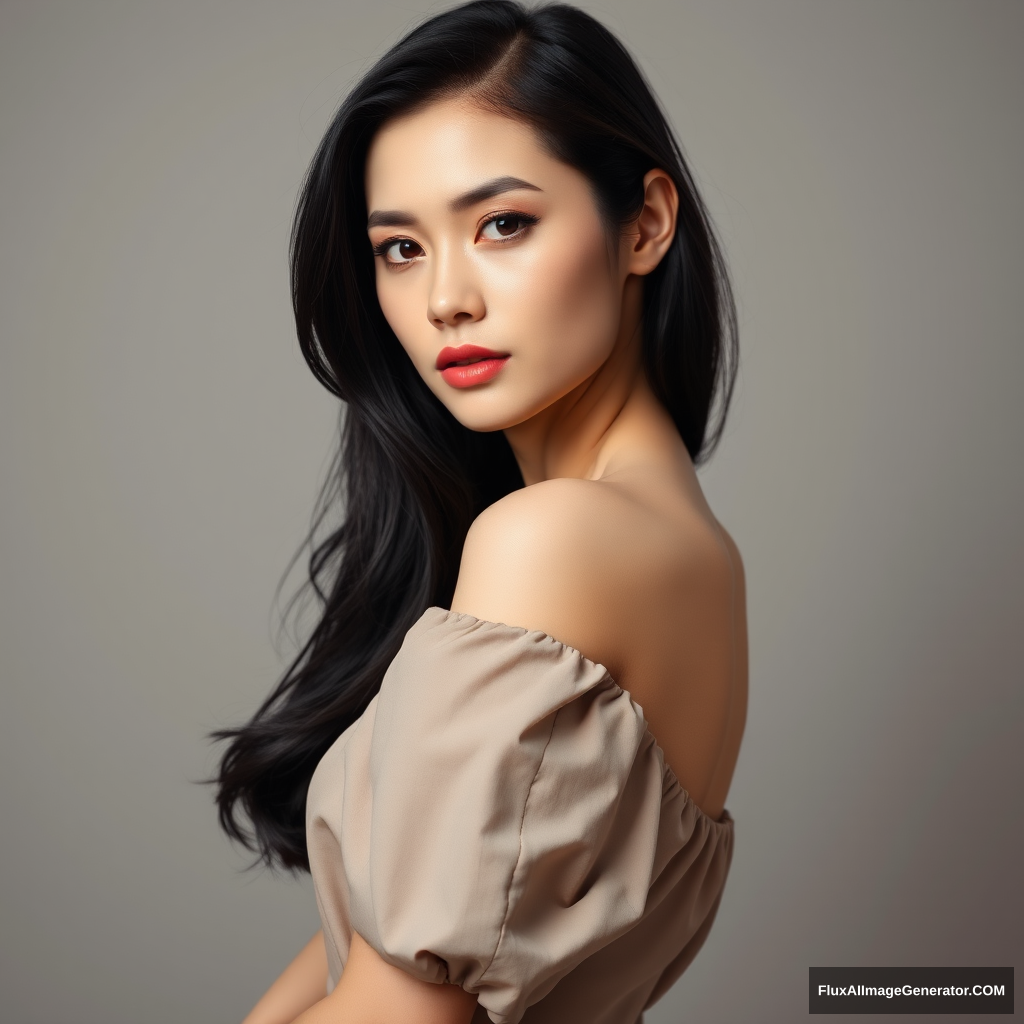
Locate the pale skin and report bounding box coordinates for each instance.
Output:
[242,94,747,1024]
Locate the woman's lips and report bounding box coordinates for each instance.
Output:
[435,344,510,388]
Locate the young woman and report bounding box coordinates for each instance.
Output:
[214,2,746,1022]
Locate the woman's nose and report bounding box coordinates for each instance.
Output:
[427,245,485,329]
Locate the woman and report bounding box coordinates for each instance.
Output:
[214,2,746,1022]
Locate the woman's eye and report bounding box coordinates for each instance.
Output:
[480,214,532,241]
[381,239,424,264]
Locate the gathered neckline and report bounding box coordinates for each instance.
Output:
[425,606,733,834]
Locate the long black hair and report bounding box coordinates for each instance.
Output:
[213,0,738,872]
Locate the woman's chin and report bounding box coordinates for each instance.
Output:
[431,388,540,434]
[447,407,528,434]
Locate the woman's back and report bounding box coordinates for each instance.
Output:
[450,374,746,822]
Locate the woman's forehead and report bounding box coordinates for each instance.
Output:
[364,97,565,214]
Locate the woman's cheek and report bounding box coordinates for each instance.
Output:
[517,244,619,377]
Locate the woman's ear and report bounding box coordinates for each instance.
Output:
[624,168,679,277]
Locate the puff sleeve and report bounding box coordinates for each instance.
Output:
[305,607,669,1024]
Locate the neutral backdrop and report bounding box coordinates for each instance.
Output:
[1,1,1021,1022]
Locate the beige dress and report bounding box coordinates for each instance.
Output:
[306,607,734,1024]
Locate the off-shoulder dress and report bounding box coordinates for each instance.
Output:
[306,606,734,1024]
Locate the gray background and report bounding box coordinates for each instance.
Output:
[1,1,1021,1021]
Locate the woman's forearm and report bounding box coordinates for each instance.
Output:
[290,931,477,1024]
[241,930,329,1024]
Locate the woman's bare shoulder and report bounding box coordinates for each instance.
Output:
[449,476,733,679]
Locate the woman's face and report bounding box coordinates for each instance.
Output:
[364,96,633,432]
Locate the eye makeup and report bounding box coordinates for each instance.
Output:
[370,211,540,268]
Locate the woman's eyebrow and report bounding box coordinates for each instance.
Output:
[449,175,542,212]
[367,209,417,229]
[366,176,542,230]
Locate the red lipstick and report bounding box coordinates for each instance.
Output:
[435,344,510,388]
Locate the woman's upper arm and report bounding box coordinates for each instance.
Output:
[306,587,668,1023]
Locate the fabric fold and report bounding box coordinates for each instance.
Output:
[306,606,733,1024]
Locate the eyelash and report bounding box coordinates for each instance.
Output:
[371,211,539,268]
